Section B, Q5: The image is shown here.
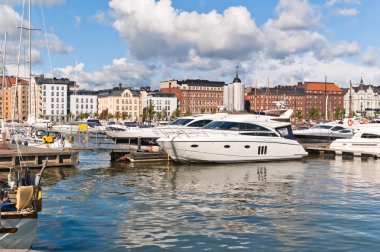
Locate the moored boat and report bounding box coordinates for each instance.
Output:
[157,115,307,163]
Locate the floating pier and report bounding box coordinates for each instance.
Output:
[0,143,79,170]
[305,146,378,159]
[111,149,170,163]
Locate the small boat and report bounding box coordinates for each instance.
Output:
[156,114,307,163]
[293,123,354,144]
[328,129,380,156]
[0,160,47,249]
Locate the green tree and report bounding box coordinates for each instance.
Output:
[295,110,303,120]
[100,109,108,119]
[184,109,192,116]
[108,113,114,119]
[308,108,320,120]
[171,108,180,119]
[161,108,167,120]
[146,103,155,122]
[334,107,344,120]
[115,111,121,121]
[122,112,128,120]
[93,112,99,118]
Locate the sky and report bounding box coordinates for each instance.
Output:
[1,0,379,91]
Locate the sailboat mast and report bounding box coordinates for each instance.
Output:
[2,32,6,121]
[28,0,32,117]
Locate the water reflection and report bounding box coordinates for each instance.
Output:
[32,153,380,251]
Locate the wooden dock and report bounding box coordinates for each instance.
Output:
[0,143,79,170]
[111,149,170,163]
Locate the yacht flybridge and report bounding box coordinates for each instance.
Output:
[156,114,307,163]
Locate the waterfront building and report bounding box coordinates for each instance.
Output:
[343,78,380,117]
[0,76,29,121]
[98,83,147,122]
[246,81,344,120]
[160,79,225,115]
[144,93,178,120]
[223,67,245,112]
[33,75,75,122]
[69,90,98,119]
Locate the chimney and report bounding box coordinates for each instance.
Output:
[118,83,122,89]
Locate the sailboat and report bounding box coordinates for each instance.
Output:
[0,1,48,249]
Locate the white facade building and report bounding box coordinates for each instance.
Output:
[223,70,245,112]
[42,84,68,122]
[144,93,178,119]
[344,78,380,117]
[70,94,98,118]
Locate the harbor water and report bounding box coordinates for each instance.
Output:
[28,152,380,251]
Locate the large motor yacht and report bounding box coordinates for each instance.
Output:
[156,114,308,163]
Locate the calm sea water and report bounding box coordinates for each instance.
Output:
[28,152,380,251]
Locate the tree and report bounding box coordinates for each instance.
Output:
[146,103,155,122]
[295,110,303,120]
[171,108,180,119]
[115,111,121,121]
[161,108,167,120]
[108,113,114,119]
[94,112,99,118]
[184,109,192,116]
[156,111,163,121]
[308,108,320,120]
[122,112,128,120]
[100,109,108,119]
[334,107,344,120]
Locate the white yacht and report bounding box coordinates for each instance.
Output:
[156,115,307,163]
[106,113,229,144]
[328,129,380,156]
[293,123,354,144]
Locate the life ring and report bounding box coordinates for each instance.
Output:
[362,119,368,124]
[42,136,48,143]
[347,119,354,126]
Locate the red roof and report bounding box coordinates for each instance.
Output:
[301,82,342,92]
[1,76,29,85]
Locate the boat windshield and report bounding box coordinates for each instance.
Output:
[167,118,194,126]
[203,121,272,131]
[276,125,295,140]
[311,124,333,129]
[187,120,213,127]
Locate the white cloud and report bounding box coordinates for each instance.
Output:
[92,11,112,26]
[271,0,321,30]
[35,33,74,54]
[335,7,359,16]
[319,41,360,58]
[53,58,156,90]
[109,0,263,61]
[0,4,24,36]
[74,16,81,28]
[361,47,378,66]
[326,0,361,7]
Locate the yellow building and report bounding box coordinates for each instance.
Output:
[98,84,147,122]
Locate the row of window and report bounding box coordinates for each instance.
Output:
[43,85,65,91]
[43,91,65,97]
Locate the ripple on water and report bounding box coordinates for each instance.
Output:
[30,154,380,251]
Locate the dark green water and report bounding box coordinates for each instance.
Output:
[30,152,380,251]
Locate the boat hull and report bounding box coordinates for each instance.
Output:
[157,135,307,163]
[0,216,38,249]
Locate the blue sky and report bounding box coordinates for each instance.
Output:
[1,0,379,90]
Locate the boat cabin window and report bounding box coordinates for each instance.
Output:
[168,118,194,126]
[361,133,380,138]
[312,124,333,129]
[203,121,271,132]
[276,126,295,140]
[187,120,212,128]
[331,126,347,131]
